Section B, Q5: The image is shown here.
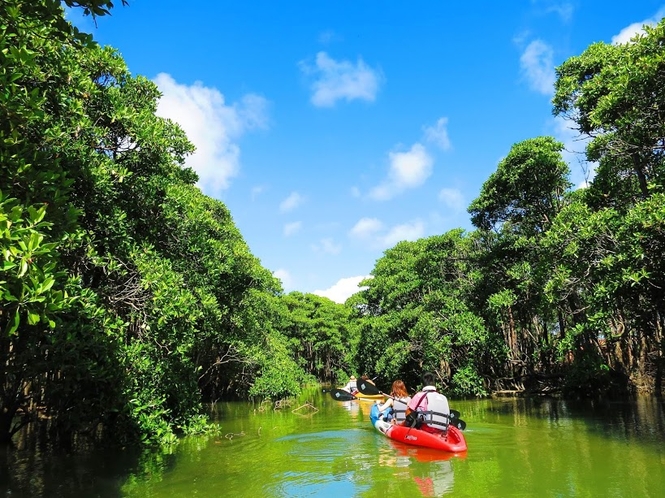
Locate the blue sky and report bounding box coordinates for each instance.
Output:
[69,1,665,302]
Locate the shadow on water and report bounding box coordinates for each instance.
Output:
[0,429,145,498]
[0,415,220,498]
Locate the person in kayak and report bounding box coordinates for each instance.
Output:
[375,379,411,424]
[404,372,450,434]
[360,374,375,385]
[341,375,357,394]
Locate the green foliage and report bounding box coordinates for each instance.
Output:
[560,347,613,398]
[63,0,128,18]
[468,136,571,235]
[352,232,494,395]
[0,193,71,334]
[554,19,665,206]
[451,365,488,398]
[247,334,308,400]
[280,292,355,382]
[466,137,576,388]
[0,0,299,446]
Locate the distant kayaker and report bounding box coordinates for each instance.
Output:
[375,379,411,424]
[342,375,357,394]
[404,372,450,434]
[360,374,375,385]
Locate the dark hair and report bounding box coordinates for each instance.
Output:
[422,372,436,387]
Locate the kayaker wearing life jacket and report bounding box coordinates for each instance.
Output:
[375,379,411,424]
[404,372,450,434]
[342,375,357,394]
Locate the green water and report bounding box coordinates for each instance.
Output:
[2,389,664,497]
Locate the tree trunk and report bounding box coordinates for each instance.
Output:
[558,310,566,339]
[0,406,17,444]
[631,154,650,199]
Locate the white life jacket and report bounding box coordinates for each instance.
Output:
[392,396,411,422]
[422,392,450,431]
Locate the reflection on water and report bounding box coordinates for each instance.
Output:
[1,390,664,497]
[355,399,375,417]
[339,399,359,415]
[413,460,453,497]
[377,441,457,497]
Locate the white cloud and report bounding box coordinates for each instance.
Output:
[313,275,371,304]
[512,30,531,47]
[251,185,267,200]
[283,221,302,237]
[318,30,341,44]
[438,188,465,212]
[273,269,294,291]
[520,40,555,95]
[388,144,433,187]
[237,94,269,129]
[543,2,574,23]
[369,143,433,200]
[381,220,425,247]
[349,217,425,249]
[423,117,452,150]
[612,8,665,45]
[300,51,382,107]
[153,73,268,196]
[279,192,304,213]
[312,237,342,255]
[349,217,384,238]
[613,22,649,45]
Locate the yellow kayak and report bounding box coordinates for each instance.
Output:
[354,392,385,401]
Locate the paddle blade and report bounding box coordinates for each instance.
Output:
[330,388,356,401]
[449,409,467,431]
[357,379,381,396]
[453,419,467,431]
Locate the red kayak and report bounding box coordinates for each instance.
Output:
[370,404,467,453]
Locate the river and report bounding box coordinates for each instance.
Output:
[2,388,664,497]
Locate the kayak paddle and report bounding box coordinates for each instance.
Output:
[357,379,382,396]
[330,388,356,401]
[449,410,467,431]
